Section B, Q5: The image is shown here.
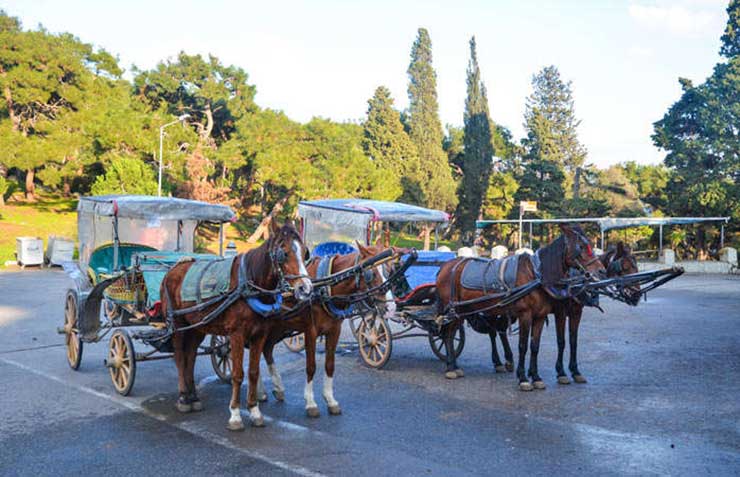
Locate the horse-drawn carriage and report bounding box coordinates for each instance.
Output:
[59,195,236,395]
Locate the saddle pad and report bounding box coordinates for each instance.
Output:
[460,256,519,291]
[181,256,236,303]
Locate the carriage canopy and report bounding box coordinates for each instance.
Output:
[298,199,449,250]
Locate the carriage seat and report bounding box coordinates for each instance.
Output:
[87,243,157,283]
[394,251,456,306]
[312,241,357,258]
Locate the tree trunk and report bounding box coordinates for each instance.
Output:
[247,193,291,244]
[422,225,431,251]
[63,180,71,197]
[573,167,581,199]
[25,169,35,201]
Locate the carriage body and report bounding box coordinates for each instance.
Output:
[296,199,461,367]
[60,195,235,394]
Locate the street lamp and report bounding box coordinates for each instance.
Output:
[158,113,191,197]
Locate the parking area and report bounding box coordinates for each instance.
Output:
[0,269,738,476]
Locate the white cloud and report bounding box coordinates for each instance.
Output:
[628,2,721,35]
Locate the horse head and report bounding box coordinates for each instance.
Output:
[356,242,397,318]
[559,224,606,279]
[605,241,641,305]
[269,219,313,301]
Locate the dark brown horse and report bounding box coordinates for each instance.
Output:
[553,241,640,384]
[160,220,313,430]
[436,224,605,391]
[258,243,395,417]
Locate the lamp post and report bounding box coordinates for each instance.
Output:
[158,114,191,196]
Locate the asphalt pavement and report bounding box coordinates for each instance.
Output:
[0,268,738,476]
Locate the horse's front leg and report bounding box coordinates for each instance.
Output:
[304,327,320,417]
[323,324,342,415]
[444,321,464,379]
[568,305,587,383]
[246,334,267,427]
[554,306,570,384]
[227,333,246,431]
[528,315,546,390]
[263,339,285,402]
[517,312,533,391]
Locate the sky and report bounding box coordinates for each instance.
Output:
[0,0,729,167]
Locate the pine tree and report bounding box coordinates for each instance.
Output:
[406,28,457,211]
[362,86,417,200]
[720,0,740,58]
[457,37,494,238]
[516,66,586,215]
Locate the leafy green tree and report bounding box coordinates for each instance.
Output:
[720,0,740,58]
[457,37,494,239]
[362,86,416,200]
[90,155,158,195]
[406,28,457,211]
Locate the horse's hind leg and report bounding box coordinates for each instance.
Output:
[517,312,533,391]
[227,333,246,431]
[554,307,570,384]
[497,317,514,372]
[444,322,463,379]
[263,339,285,402]
[184,331,206,411]
[528,316,546,390]
[246,334,267,427]
[172,331,193,413]
[323,324,342,415]
[568,306,587,383]
[488,329,506,373]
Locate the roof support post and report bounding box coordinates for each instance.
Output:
[529,221,533,249]
[219,223,224,257]
[721,224,725,248]
[659,224,663,258]
[601,229,605,251]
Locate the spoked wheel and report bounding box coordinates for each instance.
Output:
[107,330,136,396]
[357,316,392,369]
[348,315,361,339]
[210,335,232,383]
[284,333,305,353]
[63,291,83,370]
[429,325,466,362]
[102,298,122,321]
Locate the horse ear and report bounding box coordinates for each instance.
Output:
[355,240,369,256]
[559,223,575,238]
[269,218,281,238]
[616,241,625,257]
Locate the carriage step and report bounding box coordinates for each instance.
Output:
[131,328,174,353]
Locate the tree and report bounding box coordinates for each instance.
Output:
[720,0,740,58]
[457,37,494,239]
[406,28,457,211]
[516,66,586,215]
[90,155,157,195]
[362,86,416,200]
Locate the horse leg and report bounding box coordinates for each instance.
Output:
[498,316,514,372]
[444,322,462,379]
[304,327,320,417]
[246,334,267,427]
[323,325,342,415]
[529,316,546,390]
[172,331,193,413]
[568,306,587,383]
[555,307,570,385]
[517,312,533,391]
[227,333,245,431]
[185,332,206,411]
[263,339,285,402]
[489,330,505,373]
[255,341,269,403]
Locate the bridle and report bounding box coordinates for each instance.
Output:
[565,233,601,278]
[267,235,311,294]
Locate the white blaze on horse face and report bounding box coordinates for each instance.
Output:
[304,379,317,410]
[292,240,313,295]
[323,376,339,407]
[229,407,243,426]
[268,363,284,393]
[377,264,396,318]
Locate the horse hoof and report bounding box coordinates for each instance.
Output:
[272,390,285,402]
[519,381,534,392]
[533,380,546,390]
[306,406,320,418]
[175,401,192,413]
[190,400,204,412]
[495,365,507,373]
[505,362,514,373]
[573,374,588,384]
[445,371,458,380]
[226,420,245,432]
[557,376,571,385]
[455,368,465,378]
[258,393,268,403]
[251,416,265,428]
[328,405,342,416]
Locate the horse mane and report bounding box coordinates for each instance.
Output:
[537,235,567,285]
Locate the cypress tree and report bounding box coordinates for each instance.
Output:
[457,37,494,239]
[406,28,457,211]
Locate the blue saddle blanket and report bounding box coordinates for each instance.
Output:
[181,257,236,303]
[460,256,519,291]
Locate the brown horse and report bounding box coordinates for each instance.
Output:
[160,220,313,430]
[258,243,395,417]
[553,241,640,384]
[436,224,605,391]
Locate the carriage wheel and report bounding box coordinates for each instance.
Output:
[357,316,392,369]
[107,330,136,396]
[64,291,83,370]
[210,335,232,383]
[348,315,362,339]
[428,325,466,362]
[103,299,122,321]
[284,333,305,353]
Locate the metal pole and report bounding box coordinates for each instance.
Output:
[528,221,533,249]
[601,229,604,250]
[518,207,523,249]
[721,225,725,248]
[659,224,663,257]
[219,224,224,257]
[158,126,164,197]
